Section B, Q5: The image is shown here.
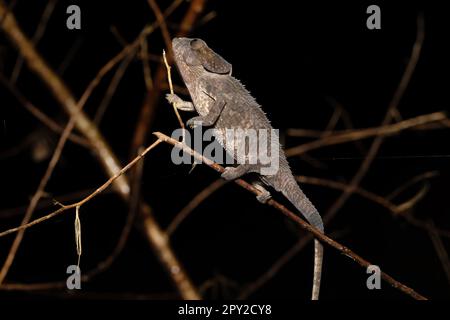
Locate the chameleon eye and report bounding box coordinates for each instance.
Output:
[190,39,203,50]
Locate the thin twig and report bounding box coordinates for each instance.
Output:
[163,49,185,130]
[387,171,439,200]
[287,117,449,138]
[0,139,162,239]
[0,188,114,219]
[285,112,446,157]
[296,175,428,215]
[0,151,145,289]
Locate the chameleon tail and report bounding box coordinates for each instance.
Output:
[312,239,323,300]
[280,174,324,300]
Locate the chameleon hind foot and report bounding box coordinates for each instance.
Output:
[221,165,252,181]
[253,183,272,204]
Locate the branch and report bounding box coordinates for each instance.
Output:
[0,139,162,238]
[285,112,447,157]
[241,170,445,298]
[153,132,427,300]
[296,175,429,215]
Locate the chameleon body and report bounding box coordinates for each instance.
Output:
[167,37,324,300]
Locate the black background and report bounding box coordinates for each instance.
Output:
[0,0,449,300]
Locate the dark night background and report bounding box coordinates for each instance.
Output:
[0,0,449,300]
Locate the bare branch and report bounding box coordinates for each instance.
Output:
[285,112,446,157]
[153,131,428,300]
[0,139,162,239]
[296,175,428,215]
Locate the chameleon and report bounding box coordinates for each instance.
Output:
[166,37,324,300]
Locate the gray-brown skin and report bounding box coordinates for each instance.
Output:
[167,37,324,300]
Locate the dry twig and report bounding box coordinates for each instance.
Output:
[286,112,446,157]
[163,49,185,130]
[153,132,427,300]
[0,139,162,239]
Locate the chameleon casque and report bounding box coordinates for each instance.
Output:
[166,37,324,300]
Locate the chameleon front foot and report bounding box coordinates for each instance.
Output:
[165,93,195,111]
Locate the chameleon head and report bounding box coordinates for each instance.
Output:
[171,37,232,76]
